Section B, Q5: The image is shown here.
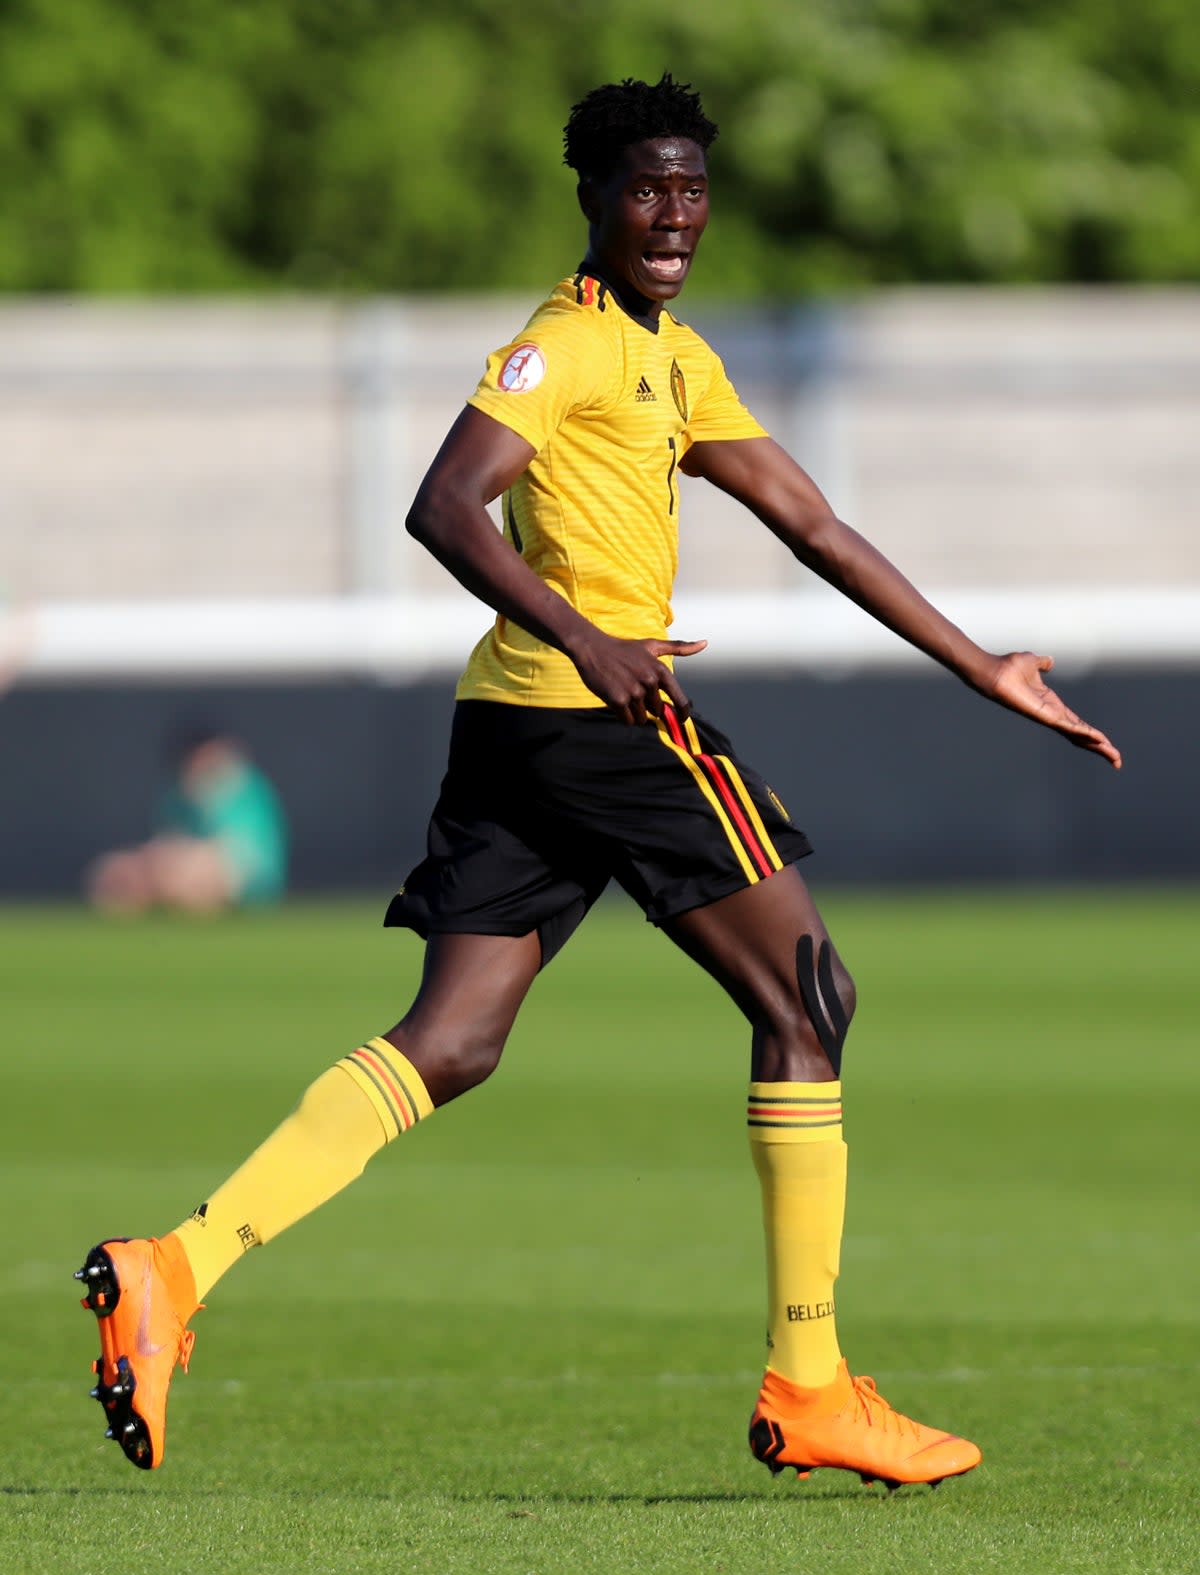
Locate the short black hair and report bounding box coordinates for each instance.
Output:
[563,73,718,181]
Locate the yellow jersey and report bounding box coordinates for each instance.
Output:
[457,271,767,707]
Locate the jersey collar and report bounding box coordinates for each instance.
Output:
[575,259,663,334]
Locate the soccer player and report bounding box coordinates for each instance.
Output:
[77,75,1120,1485]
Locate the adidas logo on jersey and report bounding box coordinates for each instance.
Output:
[635,377,657,402]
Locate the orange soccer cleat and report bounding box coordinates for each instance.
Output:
[75,1236,200,1470]
[749,1360,982,1490]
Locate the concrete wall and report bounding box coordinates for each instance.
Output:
[3,290,1199,606]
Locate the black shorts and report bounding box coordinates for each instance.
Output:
[385,700,812,963]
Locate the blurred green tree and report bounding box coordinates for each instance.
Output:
[0,0,1195,292]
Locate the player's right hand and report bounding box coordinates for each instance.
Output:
[571,632,708,724]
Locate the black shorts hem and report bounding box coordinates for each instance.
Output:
[383,890,591,969]
[383,912,535,939]
[642,839,813,926]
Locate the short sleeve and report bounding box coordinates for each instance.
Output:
[466,305,615,455]
[682,351,768,447]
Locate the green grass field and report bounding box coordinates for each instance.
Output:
[3,891,1197,1575]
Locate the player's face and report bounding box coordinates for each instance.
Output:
[581,137,709,308]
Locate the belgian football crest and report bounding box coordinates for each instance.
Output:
[669,358,688,421]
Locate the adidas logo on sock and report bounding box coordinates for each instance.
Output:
[635,376,657,402]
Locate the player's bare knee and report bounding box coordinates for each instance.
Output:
[395,1028,506,1105]
[449,1032,507,1096]
[792,933,855,1075]
[830,955,857,1026]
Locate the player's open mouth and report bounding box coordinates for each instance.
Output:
[643,252,688,281]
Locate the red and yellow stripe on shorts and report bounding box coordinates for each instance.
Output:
[654,702,785,886]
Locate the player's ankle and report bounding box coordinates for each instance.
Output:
[156,1233,200,1315]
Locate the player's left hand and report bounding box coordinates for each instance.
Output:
[568,630,708,725]
[985,652,1122,768]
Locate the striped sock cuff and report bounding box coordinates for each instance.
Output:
[338,1037,434,1141]
[748,1080,843,1143]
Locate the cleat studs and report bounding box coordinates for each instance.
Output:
[88,1386,100,1399]
[123,1422,137,1435]
[73,1268,85,1281]
[104,1428,114,1440]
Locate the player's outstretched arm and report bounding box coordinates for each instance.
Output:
[682,435,1121,768]
[407,406,705,723]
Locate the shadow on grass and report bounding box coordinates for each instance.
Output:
[463,1486,904,1506]
[1,1485,159,1497]
[3,1481,893,1505]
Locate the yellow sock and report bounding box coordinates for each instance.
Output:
[749,1079,846,1388]
[171,1038,433,1301]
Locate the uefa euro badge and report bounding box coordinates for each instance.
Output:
[498,343,547,393]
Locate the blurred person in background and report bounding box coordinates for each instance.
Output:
[75,74,1118,1487]
[85,725,287,915]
